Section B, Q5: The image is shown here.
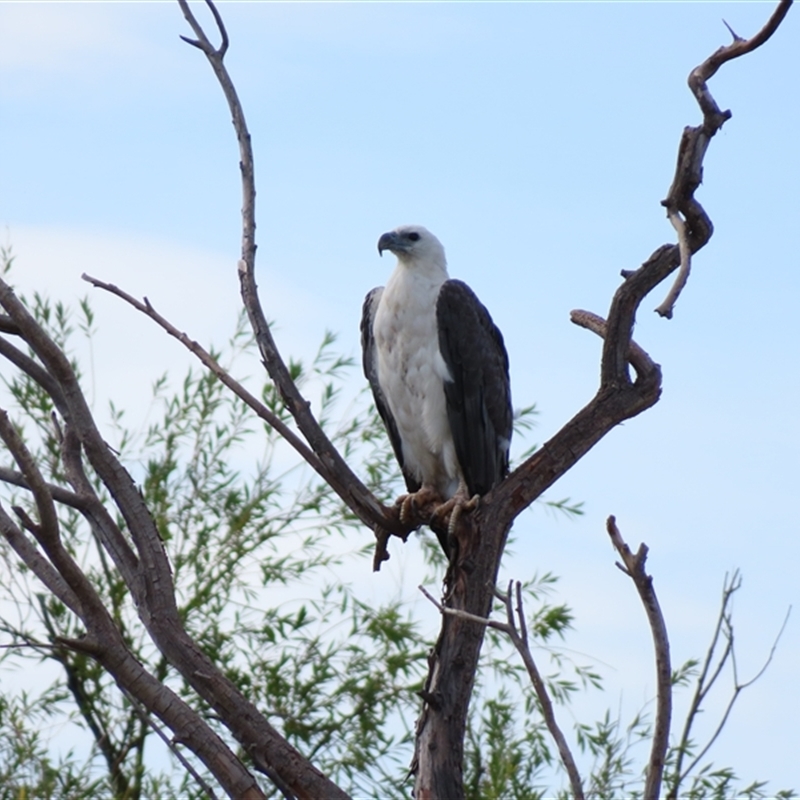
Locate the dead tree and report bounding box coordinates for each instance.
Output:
[0,1,792,798]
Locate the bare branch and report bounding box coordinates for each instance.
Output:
[569,309,656,378]
[173,0,401,544]
[739,605,790,691]
[0,408,115,625]
[496,0,792,534]
[0,315,20,335]
[0,334,68,414]
[82,270,408,547]
[80,274,329,485]
[419,585,511,634]
[0,397,262,796]
[0,272,345,799]
[0,465,88,512]
[514,582,529,645]
[499,583,585,800]
[606,516,671,800]
[0,275,179,612]
[372,525,391,571]
[654,209,692,318]
[0,406,143,606]
[722,19,744,44]
[657,0,792,317]
[0,410,61,546]
[0,502,83,615]
[122,689,222,800]
[59,423,142,596]
[692,1,792,103]
[667,575,738,800]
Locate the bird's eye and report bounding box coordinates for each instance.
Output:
[407,232,420,242]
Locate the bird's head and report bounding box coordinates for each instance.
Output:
[377,225,447,270]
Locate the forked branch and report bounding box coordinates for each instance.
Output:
[419,583,585,800]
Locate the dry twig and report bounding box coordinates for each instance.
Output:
[666,572,791,798]
[606,516,671,800]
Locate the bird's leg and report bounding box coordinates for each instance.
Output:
[397,485,443,526]
[447,492,479,538]
[432,480,480,538]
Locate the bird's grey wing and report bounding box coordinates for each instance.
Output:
[437,279,512,496]
[361,288,421,494]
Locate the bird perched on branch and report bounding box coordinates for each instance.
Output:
[361,225,512,546]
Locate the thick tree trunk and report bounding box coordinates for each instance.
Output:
[413,509,511,800]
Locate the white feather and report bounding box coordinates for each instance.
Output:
[372,227,462,498]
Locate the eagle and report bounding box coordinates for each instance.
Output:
[361,225,512,540]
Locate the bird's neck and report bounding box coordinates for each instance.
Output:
[388,258,449,297]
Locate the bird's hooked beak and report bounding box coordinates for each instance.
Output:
[377,231,406,257]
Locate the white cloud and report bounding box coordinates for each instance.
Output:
[0,5,132,70]
[0,4,189,100]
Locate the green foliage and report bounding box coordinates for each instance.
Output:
[0,691,104,799]
[465,692,552,800]
[673,765,797,800]
[0,288,427,797]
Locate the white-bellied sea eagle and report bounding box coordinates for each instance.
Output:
[361,225,512,538]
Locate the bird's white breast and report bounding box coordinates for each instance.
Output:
[373,265,461,497]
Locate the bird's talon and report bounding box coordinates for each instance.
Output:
[397,494,413,525]
[444,491,481,537]
[447,504,462,538]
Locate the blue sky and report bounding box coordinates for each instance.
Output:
[2,1,799,792]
